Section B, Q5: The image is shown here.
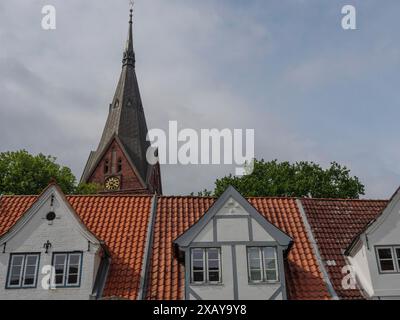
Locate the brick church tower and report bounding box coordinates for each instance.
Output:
[81,9,162,194]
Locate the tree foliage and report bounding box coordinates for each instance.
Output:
[205,159,365,199]
[74,182,102,195]
[0,150,98,195]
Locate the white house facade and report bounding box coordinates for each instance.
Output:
[346,187,400,299]
[174,186,292,300]
[0,185,108,300]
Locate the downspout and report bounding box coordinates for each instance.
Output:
[91,242,111,300]
[296,199,339,300]
[137,194,158,300]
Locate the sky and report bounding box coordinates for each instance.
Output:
[1,0,400,198]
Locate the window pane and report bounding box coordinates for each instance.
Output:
[248,248,260,260]
[249,258,261,269]
[263,247,276,259]
[10,277,20,286]
[380,259,395,271]
[265,259,276,270]
[55,254,66,265]
[11,265,22,276]
[10,260,22,286]
[192,249,203,260]
[208,271,219,282]
[25,265,36,276]
[13,256,24,266]
[266,270,277,281]
[69,254,80,265]
[23,276,34,286]
[55,275,64,285]
[396,248,400,260]
[192,260,204,271]
[69,266,79,274]
[26,256,37,266]
[250,270,262,281]
[10,265,22,286]
[378,248,392,260]
[68,274,78,285]
[55,266,64,274]
[54,254,66,286]
[208,259,219,271]
[207,249,219,260]
[193,272,204,282]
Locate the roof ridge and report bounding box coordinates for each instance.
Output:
[300,197,388,202]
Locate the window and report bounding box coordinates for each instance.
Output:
[396,248,400,271]
[377,247,395,272]
[7,253,40,288]
[111,149,117,174]
[375,246,400,273]
[247,247,279,283]
[52,252,82,287]
[117,158,122,173]
[104,159,109,174]
[191,248,221,284]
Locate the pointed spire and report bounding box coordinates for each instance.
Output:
[123,7,135,67]
[81,4,156,192]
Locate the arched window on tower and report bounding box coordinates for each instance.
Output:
[117,158,122,173]
[104,159,110,174]
[111,149,117,174]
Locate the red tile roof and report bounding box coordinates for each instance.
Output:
[301,198,388,299]
[0,194,153,300]
[146,196,331,300]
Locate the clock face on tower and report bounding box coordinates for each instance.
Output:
[105,176,121,191]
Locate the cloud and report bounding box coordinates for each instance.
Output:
[1,0,400,198]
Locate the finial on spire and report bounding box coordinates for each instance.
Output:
[129,1,134,24]
[123,1,135,67]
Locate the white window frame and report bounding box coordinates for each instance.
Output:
[376,246,399,274]
[247,247,264,283]
[7,253,40,289]
[66,253,82,286]
[247,247,279,284]
[52,252,82,287]
[190,248,221,284]
[206,248,222,284]
[263,247,279,282]
[395,247,400,272]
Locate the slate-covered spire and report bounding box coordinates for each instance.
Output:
[81,8,158,193]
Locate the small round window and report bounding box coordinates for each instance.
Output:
[46,211,56,221]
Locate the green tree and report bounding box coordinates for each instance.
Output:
[0,150,98,195]
[208,159,365,199]
[75,182,102,195]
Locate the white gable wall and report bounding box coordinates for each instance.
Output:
[187,197,286,300]
[349,192,400,299]
[347,240,374,297]
[0,188,102,300]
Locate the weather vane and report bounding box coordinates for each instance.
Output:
[129,0,134,10]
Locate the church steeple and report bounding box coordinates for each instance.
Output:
[81,8,162,195]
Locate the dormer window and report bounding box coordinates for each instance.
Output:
[52,252,83,287]
[6,253,40,289]
[247,247,279,283]
[376,246,400,273]
[190,248,221,284]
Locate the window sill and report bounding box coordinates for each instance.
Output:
[190,282,224,287]
[5,286,37,290]
[248,281,280,286]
